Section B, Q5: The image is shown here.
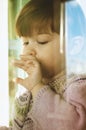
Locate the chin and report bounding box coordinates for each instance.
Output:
[41,65,57,79]
[42,70,55,79]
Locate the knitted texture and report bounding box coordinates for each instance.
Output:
[12,91,32,130]
[12,73,86,130]
[47,71,66,95]
[14,91,31,121]
[0,73,86,130]
[11,72,67,130]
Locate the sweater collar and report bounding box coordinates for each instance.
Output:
[43,71,67,95]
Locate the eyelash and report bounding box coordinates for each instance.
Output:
[38,41,48,44]
[23,42,29,46]
[23,41,48,46]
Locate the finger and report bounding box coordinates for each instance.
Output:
[20,55,37,60]
[13,60,38,74]
[25,59,40,70]
[12,60,28,72]
[14,63,32,73]
[16,60,37,74]
[12,60,30,71]
[15,77,25,87]
[24,60,36,74]
[12,59,33,67]
[25,60,36,66]
[15,78,32,91]
[12,61,26,70]
[12,59,24,66]
[14,64,28,71]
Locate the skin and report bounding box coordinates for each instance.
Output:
[13,31,64,97]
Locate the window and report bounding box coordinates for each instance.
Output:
[65,0,86,75]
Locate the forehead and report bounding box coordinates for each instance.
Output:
[21,33,53,41]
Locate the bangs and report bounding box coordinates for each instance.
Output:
[16,15,53,37]
[15,0,60,37]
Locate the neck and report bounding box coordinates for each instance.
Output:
[42,69,66,84]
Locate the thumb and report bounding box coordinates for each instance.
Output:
[15,77,25,87]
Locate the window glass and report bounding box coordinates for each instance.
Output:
[65,0,86,76]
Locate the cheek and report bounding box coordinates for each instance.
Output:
[40,59,58,78]
[38,49,58,67]
[21,46,26,54]
[37,51,59,77]
[37,44,59,67]
[21,47,30,55]
[39,54,57,71]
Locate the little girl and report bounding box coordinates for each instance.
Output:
[0,0,86,130]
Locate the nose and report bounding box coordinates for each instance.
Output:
[28,50,36,56]
[22,48,36,56]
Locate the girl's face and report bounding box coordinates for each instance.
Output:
[21,32,63,79]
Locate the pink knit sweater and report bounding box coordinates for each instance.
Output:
[0,74,86,130]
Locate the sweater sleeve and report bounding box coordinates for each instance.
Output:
[0,90,31,130]
[0,86,49,130]
[12,90,32,130]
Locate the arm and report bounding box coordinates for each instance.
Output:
[13,91,31,122]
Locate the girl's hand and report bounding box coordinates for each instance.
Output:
[12,55,43,92]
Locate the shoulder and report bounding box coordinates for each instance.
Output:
[64,74,86,107]
[66,74,86,94]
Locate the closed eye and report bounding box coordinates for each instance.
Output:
[38,41,48,44]
[23,42,29,46]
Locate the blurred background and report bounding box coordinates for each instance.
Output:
[8,0,29,125]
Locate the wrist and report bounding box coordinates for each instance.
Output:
[31,82,44,98]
